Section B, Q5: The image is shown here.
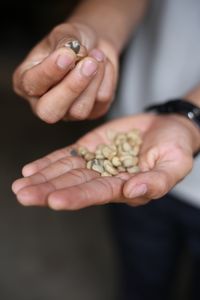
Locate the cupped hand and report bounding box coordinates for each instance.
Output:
[13,22,118,122]
[12,113,200,210]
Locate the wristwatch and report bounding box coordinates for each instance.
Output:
[145,99,200,129]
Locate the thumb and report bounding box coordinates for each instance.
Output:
[123,150,193,201]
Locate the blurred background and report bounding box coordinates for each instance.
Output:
[0,1,191,299]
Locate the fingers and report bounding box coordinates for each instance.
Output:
[68,49,105,120]
[35,57,99,123]
[123,155,193,202]
[87,61,116,119]
[15,168,99,207]
[47,176,125,210]
[20,47,77,98]
[12,156,85,194]
[97,60,115,103]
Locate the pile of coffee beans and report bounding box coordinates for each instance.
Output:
[77,129,142,177]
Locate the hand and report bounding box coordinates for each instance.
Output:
[12,113,200,210]
[13,22,118,122]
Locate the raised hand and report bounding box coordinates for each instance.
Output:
[13,22,118,122]
[12,114,200,210]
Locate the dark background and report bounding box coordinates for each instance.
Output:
[0,1,191,299]
[0,1,118,299]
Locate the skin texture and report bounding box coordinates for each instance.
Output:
[13,0,149,123]
[12,113,200,211]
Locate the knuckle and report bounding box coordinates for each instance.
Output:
[152,174,170,199]
[98,93,112,103]
[50,24,65,37]
[68,79,87,96]
[49,23,77,45]
[69,103,90,120]
[36,104,59,124]
[21,75,37,97]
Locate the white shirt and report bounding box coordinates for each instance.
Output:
[111,0,200,207]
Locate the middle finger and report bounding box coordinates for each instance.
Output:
[35,57,99,123]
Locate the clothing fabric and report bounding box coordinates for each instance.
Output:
[111,194,200,300]
[111,0,200,207]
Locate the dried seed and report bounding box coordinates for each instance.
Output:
[102,146,116,160]
[66,40,81,54]
[112,156,122,167]
[104,160,118,175]
[115,134,127,145]
[79,128,142,177]
[131,145,140,156]
[101,172,112,177]
[106,129,117,141]
[95,152,105,159]
[122,142,132,152]
[122,158,135,168]
[127,166,140,173]
[98,159,105,167]
[78,146,88,156]
[84,152,95,161]
[92,164,104,174]
[96,144,105,151]
[127,129,140,139]
[86,160,93,169]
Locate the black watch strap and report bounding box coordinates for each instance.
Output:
[145,99,200,129]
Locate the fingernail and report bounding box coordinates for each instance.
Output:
[81,59,98,77]
[90,49,105,62]
[127,184,147,199]
[57,54,74,69]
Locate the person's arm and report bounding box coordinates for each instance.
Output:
[69,0,149,54]
[13,0,149,123]
[168,85,200,154]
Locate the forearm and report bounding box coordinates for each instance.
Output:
[69,0,149,54]
[186,84,200,107]
[171,85,200,153]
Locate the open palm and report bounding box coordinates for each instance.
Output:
[12,113,197,210]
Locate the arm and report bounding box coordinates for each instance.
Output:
[69,0,149,53]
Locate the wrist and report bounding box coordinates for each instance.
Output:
[145,99,200,155]
[168,114,200,154]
